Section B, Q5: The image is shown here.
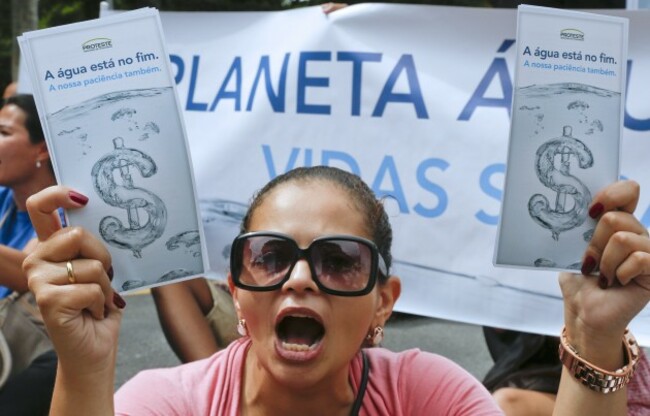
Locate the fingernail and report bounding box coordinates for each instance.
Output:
[107,266,114,281]
[69,191,89,206]
[589,202,604,219]
[113,292,126,309]
[598,276,608,290]
[581,256,596,275]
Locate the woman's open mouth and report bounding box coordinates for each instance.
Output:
[275,313,325,360]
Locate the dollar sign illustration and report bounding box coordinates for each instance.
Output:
[92,137,167,258]
[528,126,593,241]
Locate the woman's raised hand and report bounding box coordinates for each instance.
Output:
[321,2,348,14]
[23,186,124,375]
[560,180,650,365]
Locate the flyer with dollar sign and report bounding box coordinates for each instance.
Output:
[495,6,628,272]
[19,8,208,292]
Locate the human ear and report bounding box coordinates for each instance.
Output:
[227,273,242,316]
[373,276,401,326]
[35,142,50,166]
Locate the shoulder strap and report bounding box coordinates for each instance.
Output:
[349,350,370,416]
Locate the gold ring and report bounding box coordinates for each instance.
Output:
[66,261,76,284]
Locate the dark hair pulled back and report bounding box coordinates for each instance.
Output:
[241,166,393,280]
[3,94,44,145]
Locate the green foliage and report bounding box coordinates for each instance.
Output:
[0,1,12,90]
[38,2,101,29]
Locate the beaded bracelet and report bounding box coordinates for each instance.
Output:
[558,327,640,394]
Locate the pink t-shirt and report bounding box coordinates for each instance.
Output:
[628,348,650,415]
[115,338,502,415]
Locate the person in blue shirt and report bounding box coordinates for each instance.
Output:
[0,94,57,295]
[0,92,59,414]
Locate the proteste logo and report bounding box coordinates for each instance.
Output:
[82,38,113,52]
[560,29,584,41]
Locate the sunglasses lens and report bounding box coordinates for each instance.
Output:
[312,240,372,293]
[238,236,295,287]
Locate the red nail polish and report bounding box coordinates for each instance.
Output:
[589,202,604,219]
[113,292,126,309]
[107,266,114,281]
[598,276,608,290]
[69,191,89,206]
[581,256,596,275]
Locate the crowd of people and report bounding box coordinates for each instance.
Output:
[0,3,649,416]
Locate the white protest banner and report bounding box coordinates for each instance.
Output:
[19,8,208,293]
[97,4,650,345]
[496,6,628,271]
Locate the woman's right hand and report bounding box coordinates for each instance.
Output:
[23,186,124,377]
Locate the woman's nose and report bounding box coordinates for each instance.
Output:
[282,258,319,294]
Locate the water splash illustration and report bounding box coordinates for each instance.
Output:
[122,280,145,291]
[50,88,168,122]
[47,87,203,288]
[57,127,80,136]
[166,230,201,257]
[200,199,247,224]
[567,100,589,111]
[111,107,137,121]
[585,120,603,135]
[140,121,160,141]
[534,258,556,268]
[156,268,196,283]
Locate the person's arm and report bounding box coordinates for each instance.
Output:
[321,2,348,14]
[23,186,124,416]
[0,244,30,293]
[554,308,629,415]
[152,278,220,363]
[554,180,650,415]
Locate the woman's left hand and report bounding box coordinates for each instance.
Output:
[560,180,650,364]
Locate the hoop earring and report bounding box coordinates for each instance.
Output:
[366,326,384,347]
[36,160,42,169]
[237,319,248,337]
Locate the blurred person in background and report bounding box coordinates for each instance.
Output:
[0,92,60,414]
[483,328,650,415]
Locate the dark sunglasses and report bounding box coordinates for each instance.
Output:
[230,231,388,296]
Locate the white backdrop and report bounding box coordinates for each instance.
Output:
[89,4,650,345]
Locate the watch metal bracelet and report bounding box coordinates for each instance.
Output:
[558,327,640,394]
